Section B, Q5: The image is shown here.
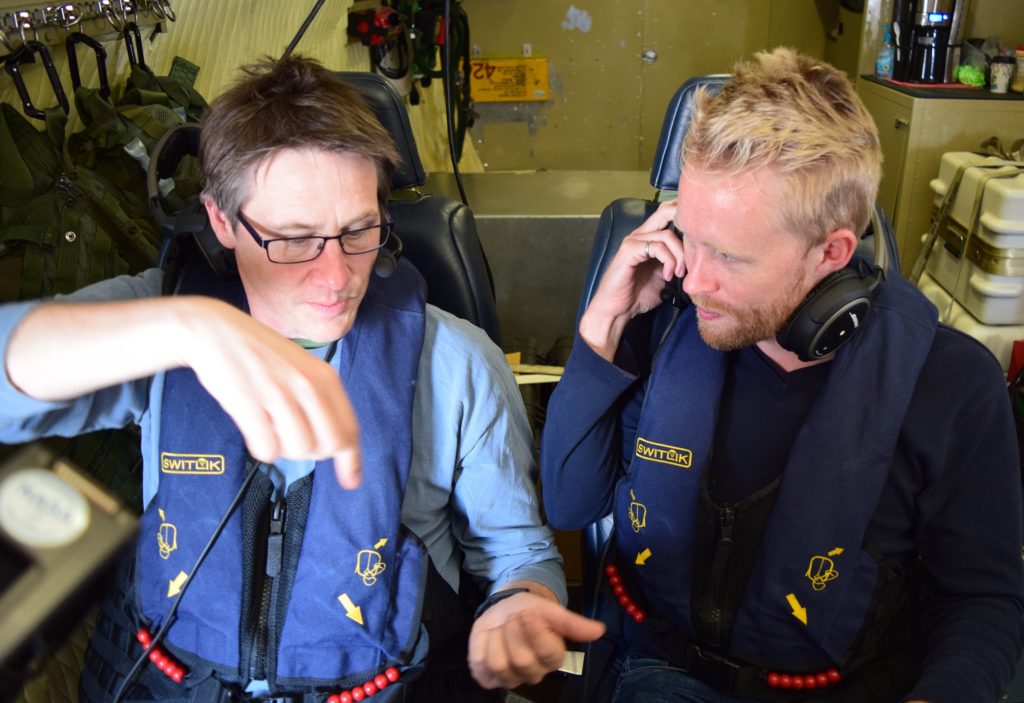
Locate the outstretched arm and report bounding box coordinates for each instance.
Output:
[4,295,361,488]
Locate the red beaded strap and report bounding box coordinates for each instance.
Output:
[604,564,646,623]
[138,628,402,699]
[598,570,845,694]
[136,629,189,684]
[326,666,401,702]
[765,667,841,691]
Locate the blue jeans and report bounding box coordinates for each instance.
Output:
[610,657,763,703]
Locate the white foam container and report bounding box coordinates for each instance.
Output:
[917,271,1024,371]
[925,152,1024,324]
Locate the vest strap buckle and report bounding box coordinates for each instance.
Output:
[684,644,742,693]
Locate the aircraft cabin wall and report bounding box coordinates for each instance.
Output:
[0,0,482,173]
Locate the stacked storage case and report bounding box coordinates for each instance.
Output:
[914,152,1024,371]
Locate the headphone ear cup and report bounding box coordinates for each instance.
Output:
[373,249,398,278]
[170,199,237,280]
[776,267,875,362]
[373,232,403,279]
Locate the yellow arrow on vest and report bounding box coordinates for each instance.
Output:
[374,537,388,550]
[786,593,808,625]
[337,593,365,626]
[635,548,652,565]
[828,547,844,557]
[167,571,188,598]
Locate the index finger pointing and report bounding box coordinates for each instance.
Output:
[333,447,361,489]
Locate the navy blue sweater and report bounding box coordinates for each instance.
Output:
[541,314,1024,703]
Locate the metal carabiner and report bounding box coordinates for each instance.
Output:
[122,20,148,72]
[66,30,110,99]
[4,40,70,119]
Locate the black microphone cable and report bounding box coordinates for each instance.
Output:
[442,0,469,207]
[111,459,266,703]
[282,0,327,60]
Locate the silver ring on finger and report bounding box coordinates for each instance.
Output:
[643,240,653,258]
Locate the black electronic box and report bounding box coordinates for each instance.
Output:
[0,443,137,698]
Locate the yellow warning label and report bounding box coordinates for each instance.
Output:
[470,58,550,103]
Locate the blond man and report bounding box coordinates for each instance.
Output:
[542,48,1023,703]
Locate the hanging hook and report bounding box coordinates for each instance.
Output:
[117,0,138,26]
[156,0,175,22]
[8,11,36,45]
[67,30,110,99]
[97,0,122,31]
[47,3,84,30]
[4,40,70,119]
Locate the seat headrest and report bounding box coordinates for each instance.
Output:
[649,74,730,191]
[338,71,426,190]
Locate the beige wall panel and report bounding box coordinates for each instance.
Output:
[639,0,832,169]
[0,0,472,174]
[462,0,645,171]
[767,0,833,57]
[157,0,354,98]
[825,5,865,80]
[461,1,832,172]
[639,0,770,170]
[964,0,1024,53]
[406,79,485,174]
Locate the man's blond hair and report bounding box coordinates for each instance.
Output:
[682,47,881,245]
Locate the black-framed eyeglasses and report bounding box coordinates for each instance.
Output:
[236,210,393,264]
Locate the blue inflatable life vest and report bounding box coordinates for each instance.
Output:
[614,273,937,671]
[138,259,428,689]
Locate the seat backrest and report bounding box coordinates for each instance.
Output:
[339,72,501,345]
[574,73,902,622]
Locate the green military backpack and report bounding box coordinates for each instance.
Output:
[0,71,205,510]
[0,103,161,301]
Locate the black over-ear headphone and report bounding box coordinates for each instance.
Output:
[148,124,234,285]
[147,124,404,287]
[775,208,889,361]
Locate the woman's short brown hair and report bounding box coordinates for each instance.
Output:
[199,55,399,223]
[682,47,882,245]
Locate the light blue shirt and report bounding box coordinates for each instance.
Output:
[0,269,566,603]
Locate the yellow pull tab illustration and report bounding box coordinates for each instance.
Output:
[355,539,388,586]
[337,593,364,626]
[629,489,647,533]
[157,508,178,560]
[786,593,808,625]
[805,547,843,591]
[167,571,188,598]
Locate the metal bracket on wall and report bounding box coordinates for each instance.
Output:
[0,0,174,52]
